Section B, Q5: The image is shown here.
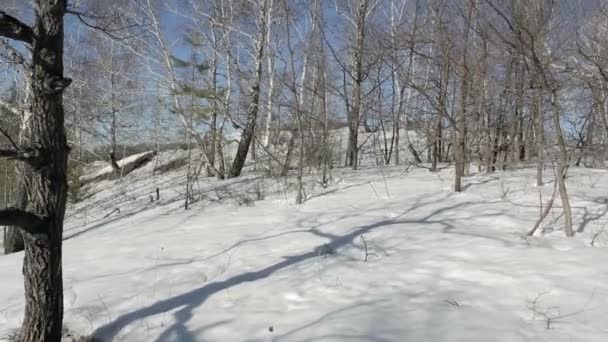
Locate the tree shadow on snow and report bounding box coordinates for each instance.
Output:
[91,194,503,342]
[576,196,608,233]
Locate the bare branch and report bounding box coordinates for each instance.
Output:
[65,7,147,41]
[0,126,18,150]
[0,38,30,66]
[0,147,46,168]
[0,208,46,236]
[0,11,33,44]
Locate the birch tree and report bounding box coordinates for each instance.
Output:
[228,0,270,178]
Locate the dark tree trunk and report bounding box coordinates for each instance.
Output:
[109,151,120,174]
[109,59,120,175]
[13,1,69,341]
[216,126,226,180]
[228,0,268,178]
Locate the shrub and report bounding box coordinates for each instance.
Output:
[67,161,86,204]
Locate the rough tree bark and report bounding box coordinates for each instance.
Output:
[0,1,70,341]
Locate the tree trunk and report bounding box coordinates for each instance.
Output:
[346,0,369,170]
[550,91,573,237]
[535,83,544,187]
[454,1,474,192]
[228,0,268,178]
[321,63,330,185]
[207,37,220,178]
[109,109,120,174]
[21,1,69,340]
[263,0,275,148]
[109,42,120,175]
[281,123,297,177]
[515,60,526,162]
[433,20,450,171]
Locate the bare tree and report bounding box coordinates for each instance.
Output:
[488,0,574,236]
[228,0,270,178]
[0,1,71,340]
[344,0,376,170]
[454,0,476,192]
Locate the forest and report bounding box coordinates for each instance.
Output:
[1,0,608,341]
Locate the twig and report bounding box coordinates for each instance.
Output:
[360,235,377,262]
[528,291,596,329]
[591,227,605,247]
[103,208,120,219]
[0,127,18,151]
[445,299,460,308]
[368,182,381,200]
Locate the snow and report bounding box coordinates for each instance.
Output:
[79,151,157,184]
[2,160,608,341]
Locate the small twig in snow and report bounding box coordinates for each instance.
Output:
[368,182,381,200]
[445,299,460,308]
[591,227,606,247]
[360,235,377,262]
[103,208,120,219]
[527,291,595,329]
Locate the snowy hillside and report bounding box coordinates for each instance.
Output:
[2,156,608,341]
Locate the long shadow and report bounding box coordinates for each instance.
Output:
[462,176,499,191]
[63,193,186,241]
[63,211,139,241]
[92,195,496,341]
[577,197,608,233]
[66,174,261,241]
[304,175,406,203]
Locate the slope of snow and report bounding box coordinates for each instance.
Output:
[79,151,157,184]
[1,162,608,342]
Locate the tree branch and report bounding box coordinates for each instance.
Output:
[0,38,30,66]
[0,147,46,168]
[0,208,46,236]
[0,126,18,150]
[0,11,33,44]
[65,8,146,41]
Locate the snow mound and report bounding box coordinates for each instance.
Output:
[79,151,157,184]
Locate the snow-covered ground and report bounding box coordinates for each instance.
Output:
[1,156,608,341]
